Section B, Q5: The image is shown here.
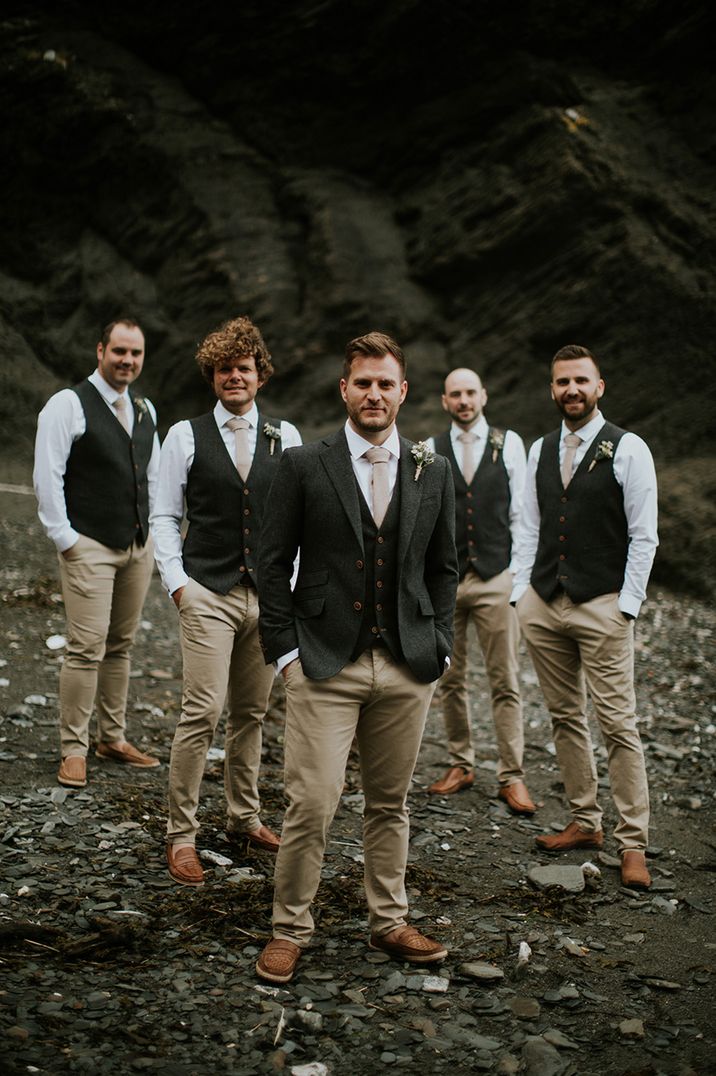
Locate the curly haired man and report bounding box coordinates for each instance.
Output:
[151,316,301,886]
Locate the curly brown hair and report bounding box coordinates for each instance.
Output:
[195,316,274,385]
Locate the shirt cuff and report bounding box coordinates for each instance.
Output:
[276,649,299,675]
[618,592,642,619]
[56,528,81,554]
[165,568,190,597]
[510,582,528,605]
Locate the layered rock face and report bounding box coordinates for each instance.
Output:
[1,2,714,592]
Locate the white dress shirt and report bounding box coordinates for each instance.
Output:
[510,410,658,617]
[33,369,160,552]
[426,415,527,571]
[150,400,302,596]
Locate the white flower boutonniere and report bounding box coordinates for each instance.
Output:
[588,439,614,472]
[411,441,435,482]
[489,428,505,464]
[134,397,149,425]
[263,422,281,455]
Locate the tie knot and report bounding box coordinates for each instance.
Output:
[564,433,581,448]
[364,446,391,465]
[226,416,250,432]
[457,431,477,444]
[114,396,127,412]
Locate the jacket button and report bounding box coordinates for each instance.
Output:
[377,536,384,544]
[353,601,362,611]
[467,507,473,515]
[467,524,473,531]
[376,603,383,612]
[560,516,566,523]
[356,560,363,569]
[559,535,566,542]
[377,558,384,566]
[243,488,250,495]
[559,554,566,561]
[244,547,250,554]
[466,492,473,499]
[244,508,250,516]
[376,580,383,589]
[371,626,379,635]
[561,496,567,503]
[244,528,250,535]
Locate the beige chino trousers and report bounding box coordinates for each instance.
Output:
[517,586,649,850]
[166,578,274,845]
[272,648,437,947]
[438,568,524,784]
[58,534,154,757]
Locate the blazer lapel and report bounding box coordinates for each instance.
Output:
[397,436,423,563]
[320,429,364,550]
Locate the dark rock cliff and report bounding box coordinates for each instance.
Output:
[1,1,714,593]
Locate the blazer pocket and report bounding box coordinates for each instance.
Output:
[418,595,435,616]
[293,597,326,619]
[295,569,329,590]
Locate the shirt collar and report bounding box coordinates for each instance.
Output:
[560,409,604,444]
[90,368,128,405]
[215,400,259,429]
[344,421,401,461]
[451,414,488,441]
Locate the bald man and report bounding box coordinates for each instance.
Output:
[424,369,535,813]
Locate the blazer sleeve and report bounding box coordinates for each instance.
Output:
[257,449,304,663]
[425,459,458,654]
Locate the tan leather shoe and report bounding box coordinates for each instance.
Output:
[498,780,537,815]
[621,850,651,889]
[167,845,204,887]
[245,824,281,853]
[369,925,448,963]
[256,939,302,983]
[96,740,160,767]
[535,821,603,852]
[427,766,474,795]
[58,755,87,788]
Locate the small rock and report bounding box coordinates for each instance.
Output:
[7,1026,30,1041]
[521,1036,567,1076]
[199,849,233,867]
[291,1065,328,1076]
[23,694,47,707]
[651,896,677,916]
[45,634,66,650]
[542,1029,579,1049]
[509,997,541,1019]
[619,1018,645,1039]
[623,933,645,944]
[421,976,448,993]
[527,865,585,893]
[597,851,622,869]
[459,962,504,981]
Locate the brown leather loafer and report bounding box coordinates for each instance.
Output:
[58,755,87,788]
[167,845,205,887]
[427,766,474,795]
[535,821,603,852]
[369,925,448,963]
[498,780,537,815]
[96,740,160,768]
[621,850,651,889]
[256,939,302,983]
[230,824,281,853]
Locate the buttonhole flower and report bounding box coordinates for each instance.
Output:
[411,441,435,481]
[588,439,614,472]
[263,422,281,455]
[489,428,505,463]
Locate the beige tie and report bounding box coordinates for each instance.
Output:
[226,416,252,480]
[364,446,391,527]
[113,395,130,434]
[561,432,581,488]
[457,431,478,484]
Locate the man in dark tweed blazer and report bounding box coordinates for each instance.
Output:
[255,331,458,983]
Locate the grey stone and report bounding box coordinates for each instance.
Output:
[619,1018,645,1038]
[521,1036,567,1076]
[542,1029,579,1049]
[459,961,504,981]
[528,865,585,893]
[509,997,541,1019]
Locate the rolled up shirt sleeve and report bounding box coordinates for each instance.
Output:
[150,421,193,596]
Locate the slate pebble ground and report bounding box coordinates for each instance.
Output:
[0,484,714,1075]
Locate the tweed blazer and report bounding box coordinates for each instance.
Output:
[257,428,458,683]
